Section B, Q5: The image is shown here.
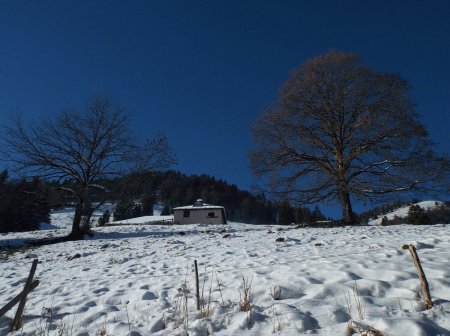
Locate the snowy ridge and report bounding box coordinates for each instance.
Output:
[0,214,449,335]
[368,201,442,225]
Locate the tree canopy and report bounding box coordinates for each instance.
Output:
[250,50,449,224]
[1,96,176,238]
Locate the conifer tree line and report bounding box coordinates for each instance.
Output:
[102,170,326,224]
[1,167,449,233]
[0,170,51,233]
[0,168,328,232]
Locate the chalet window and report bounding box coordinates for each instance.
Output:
[207,211,218,218]
[183,210,190,217]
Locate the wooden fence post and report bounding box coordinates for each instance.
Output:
[11,259,38,331]
[0,280,39,318]
[194,260,200,310]
[404,244,433,309]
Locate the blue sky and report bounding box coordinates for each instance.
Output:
[1,1,449,217]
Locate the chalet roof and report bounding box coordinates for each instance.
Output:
[173,199,224,210]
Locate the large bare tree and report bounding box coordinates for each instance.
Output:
[1,96,176,239]
[250,50,448,224]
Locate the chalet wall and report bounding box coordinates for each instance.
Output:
[173,208,226,224]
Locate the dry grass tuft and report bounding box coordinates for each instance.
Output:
[347,319,384,336]
[344,282,381,335]
[96,326,107,336]
[239,275,253,312]
[198,270,215,319]
[173,280,190,333]
[345,282,365,320]
[269,285,282,300]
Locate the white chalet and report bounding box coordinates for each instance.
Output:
[173,199,227,224]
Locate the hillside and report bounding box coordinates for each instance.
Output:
[99,170,278,224]
[368,201,443,225]
[96,171,325,225]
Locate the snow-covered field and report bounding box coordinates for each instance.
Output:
[0,210,449,335]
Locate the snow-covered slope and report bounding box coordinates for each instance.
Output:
[369,201,442,225]
[41,203,115,231]
[0,217,449,335]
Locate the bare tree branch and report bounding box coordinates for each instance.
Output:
[0,96,176,239]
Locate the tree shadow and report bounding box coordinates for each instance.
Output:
[0,226,208,252]
[88,228,203,241]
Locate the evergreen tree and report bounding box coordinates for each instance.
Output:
[114,199,142,221]
[0,170,8,184]
[310,206,326,222]
[0,174,50,233]
[160,203,171,216]
[278,200,295,225]
[141,193,155,216]
[98,210,111,226]
[294,207,312,224]
[406,204,430,225]
[15,177,51,230]
[426,203,450,224]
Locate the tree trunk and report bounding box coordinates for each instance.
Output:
[80,192,93,231]
[68,187,94,240]
[68,199,87,240]
[68,203,83,240]
[339,188,357,225]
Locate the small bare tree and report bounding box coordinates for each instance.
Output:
[1,96,176,239]
[250,50,448,224]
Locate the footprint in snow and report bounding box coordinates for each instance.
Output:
[142,291,157,300]
[92,287,109,295]
[157,289,170,308]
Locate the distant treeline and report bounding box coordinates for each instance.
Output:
[0,170,50,233]
[0,169,328,232]
[101,170,326,224]
[2,168,449,233]
[37,169,450,226]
